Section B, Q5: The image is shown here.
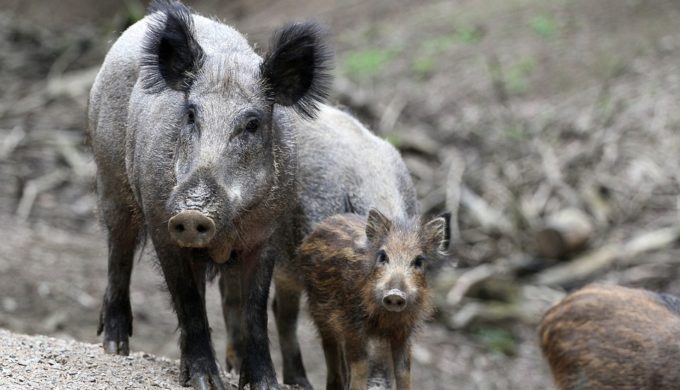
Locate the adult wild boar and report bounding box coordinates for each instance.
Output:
[88,0,331,389]
[218,54,426,390]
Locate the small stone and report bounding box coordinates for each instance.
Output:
[2,297,18,312]
[37,283,50,298]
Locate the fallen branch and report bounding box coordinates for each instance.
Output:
[535,208,594,259]
[460,185,514,236]
[0,126,25,159]
[54,133,95,179]
[442,284,565,329]
[445,147,465,244]
[534,225,680,286]
[2,66,99,118]
[16,170,69,221]
[434,256,534,307]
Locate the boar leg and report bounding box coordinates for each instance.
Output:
[391,340,412,390]
[96,176,140,356]
[319,330,344,390]
[218,267,243,373]
[237,249,279,390]
[272,273,311,389]
[155,245,225,390]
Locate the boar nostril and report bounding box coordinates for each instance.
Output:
[168,211,216,248]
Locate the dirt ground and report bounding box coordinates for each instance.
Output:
[1,0,680,389]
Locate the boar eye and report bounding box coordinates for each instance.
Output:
[412,255,425,269]
[245,117,260,133]
[187,106,196,125]
[376,250,389,265]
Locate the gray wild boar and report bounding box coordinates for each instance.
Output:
[232,105,423,388]
[298,209,449,390]
[210,10,428,390]
[240,95,426,386]
[88,0,331,389]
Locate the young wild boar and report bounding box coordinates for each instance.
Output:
[298,209,449,390]
[539,284,680,390]
[88,1,331,389]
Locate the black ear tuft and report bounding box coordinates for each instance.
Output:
[343,193,358,214]
[141,0,204,92]
[261,22,333,119]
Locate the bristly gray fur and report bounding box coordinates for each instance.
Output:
[659,292,680,316]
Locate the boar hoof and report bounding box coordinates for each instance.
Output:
[225,346,241,373]
[180,356,226,390]
[98,297,133,356]
[244,382,279,390]
[103,340,129,355]
[284,376,312,390]
[191,373,226,390]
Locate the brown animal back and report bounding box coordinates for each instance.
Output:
[539,284,680,390]
[298,213,371,336]
[299,213,367,267]
[298,212,371,299]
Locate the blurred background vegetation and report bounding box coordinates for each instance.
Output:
[1,0,679,388]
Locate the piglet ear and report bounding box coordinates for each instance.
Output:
[366,208,392,245]
[142,0,205,92]
[261,22,333,119]
[439,212,452,251]
[422,216,448,256]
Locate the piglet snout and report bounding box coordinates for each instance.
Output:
[382,289,407,312]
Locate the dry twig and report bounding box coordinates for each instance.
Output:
[534,225,680,286]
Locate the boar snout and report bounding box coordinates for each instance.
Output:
[168,210,216,248]
[382,289,407,312]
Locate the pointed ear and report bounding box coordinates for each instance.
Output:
[366,209,391,244]
[422,216,448,255]
[142,1,205,92]
[261,22,333,119]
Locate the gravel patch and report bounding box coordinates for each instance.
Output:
[0,329,278,389]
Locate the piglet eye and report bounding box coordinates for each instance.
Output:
[412,255,425,269]
[376,250,389,265]
[245,117,260,133]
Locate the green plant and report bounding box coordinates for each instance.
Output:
[456,26,484,44]
[504,125,528,141]
[530,15,558,39]
[506,58,536,95]
[384,133,402,148]
[474,327,517,356]
[411,55,436,79]
[343,48,396,81]
[124,0,145,25]
[422,35,457,54]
